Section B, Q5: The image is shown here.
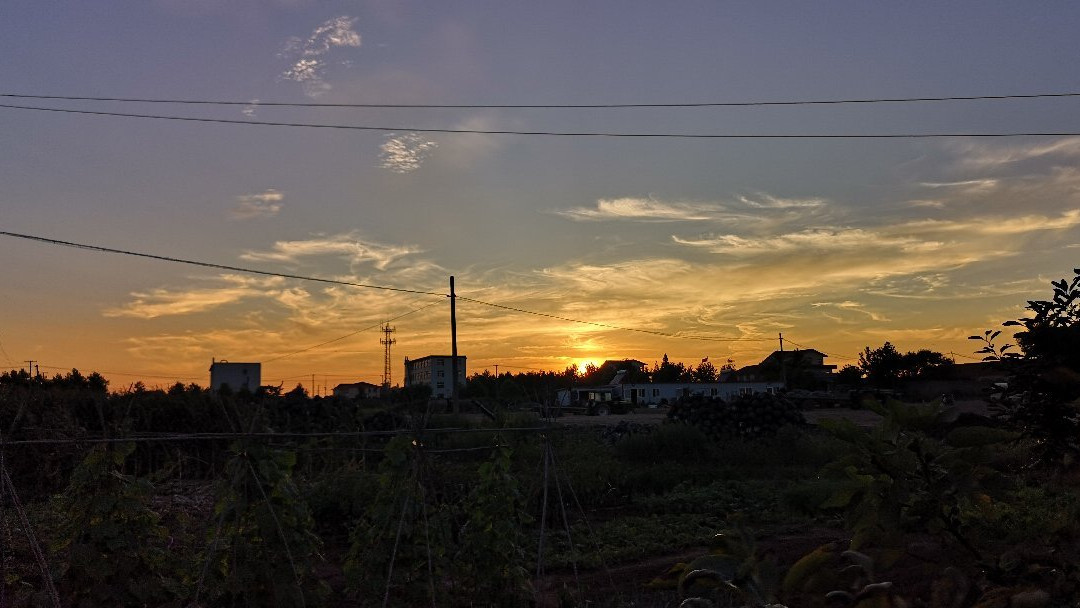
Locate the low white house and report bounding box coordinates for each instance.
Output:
[209,360,261,392]
[557,381,784,407]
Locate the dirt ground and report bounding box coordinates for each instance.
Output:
[535,526,848,607]
[552,398,990,429]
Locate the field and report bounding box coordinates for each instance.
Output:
[1,380,1077,607]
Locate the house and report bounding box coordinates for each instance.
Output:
[557,369,783,407]
[332,381,381,399]
[404,355,466,399]
[731,349,836,388]
[209,360,261,392]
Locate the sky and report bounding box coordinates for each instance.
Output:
[2,2,1079,392]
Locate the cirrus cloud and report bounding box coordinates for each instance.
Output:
[279,16,361,97]
[231,189,283,220]
[240,232,423,271]
[380,132,439,173]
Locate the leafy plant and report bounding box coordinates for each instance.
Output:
[971,268,1080,471]
[200,442,327,607]
[51,443,179,607]
[455,444,533,604]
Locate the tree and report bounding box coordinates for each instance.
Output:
[691,360,719,382]
[858,342,904,386]
[836,364,864,384]
[972,268,1080,469]
[858,342,953,387]
[652,354,690,383]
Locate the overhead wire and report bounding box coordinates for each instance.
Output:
[34,363,202,380]
[261,300,444,364]
[1,229,773,346]
[5,90,1080,109]
[2,426,566,447]
[0,230,443,297]
[456,295,769,342]
[1,102,1079,138]
[783,339,857,362]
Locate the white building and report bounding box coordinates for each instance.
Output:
[209,360,261,392]
[404,355,466,399]
[557,380,784,407]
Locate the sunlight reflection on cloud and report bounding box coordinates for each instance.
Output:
[231,189,283,220]
[380,133,439,173]
[278,16,361,97]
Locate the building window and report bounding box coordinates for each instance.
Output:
[437,370,444,378]
[766,387,776,394]
[437,382,444,389]
[710,388,718,396]
[638,389,645,397]
[740,387,753,396]
[652,388,660,397]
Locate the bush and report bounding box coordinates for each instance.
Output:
[614,422,712,464]
[668,393,805,440]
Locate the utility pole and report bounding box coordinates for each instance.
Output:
[778,333,787,389]
[380,324,396,389]
[494,364,499,402]
[25,360,37,378]
[450,276,459,401]
[311,373,316,397]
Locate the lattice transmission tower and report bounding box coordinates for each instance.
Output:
[380,324,396,388]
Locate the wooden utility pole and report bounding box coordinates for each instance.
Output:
[778,333,787,389]
[450,276,459,401]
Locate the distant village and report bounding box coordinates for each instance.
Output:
[209,342,997,411]
[210,348,836,405]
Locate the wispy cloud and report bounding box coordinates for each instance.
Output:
[951,136,1080,169]
[903,209,1080,235]
[231,189,283,220]
[918,179,999,191]
[437,115,504,168]
[672,228,937,257]
[812,300,889,322]
[738,194,826,209]
[554,193,831,225]
[105,275,285,319]
[242,99,259,118]
[556,197,727,222]
[380,132,438,173]
[279,16,361,97]
[240,232,422,271]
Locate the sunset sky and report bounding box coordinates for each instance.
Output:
[2,2,1079,392]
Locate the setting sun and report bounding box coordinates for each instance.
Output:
[572,358,602,372]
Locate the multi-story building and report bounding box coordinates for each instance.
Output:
[209,360,261,392]
[404,355,466,399]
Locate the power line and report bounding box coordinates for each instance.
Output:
[456,295,769,343]
[5,90,1080,109]
[0,229,863,353]
[0,230,444,297]
[262,300,443,364]
[2,102,1080,139]
[0,335,14,367]
[35,363,202,380]
[2,425,567,447]
[0,228,781,345]
[783,339,858,362]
